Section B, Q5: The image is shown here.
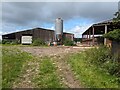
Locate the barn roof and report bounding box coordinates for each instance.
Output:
[2,27,74,36]
[2,27,54,36]
[93,19,113,26]
[82,19,120,35]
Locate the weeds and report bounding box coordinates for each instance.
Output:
[2,47,32,88]
[2,46,62,88]
[67,46,119,88]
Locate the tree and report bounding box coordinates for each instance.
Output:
[114,11,120,20]
[103,29,120,42]
[105,8,120,42]
[104,7,120,41]
[103,10,120,62]
[113,7,120,26]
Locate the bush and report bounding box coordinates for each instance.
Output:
[103,29,120,42]
[67,46,119,88]
[103,61,120,77]
[84,46,120,77]
[63,38,75,46]
[83,46,110,65]
[2,39,10,44]
[32,38,46,46]
[2,39,20,45]
[0,40,2,44]
[11,40,20,45]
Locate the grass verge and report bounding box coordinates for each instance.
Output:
[67,47,119,88]
[2,46,32,88]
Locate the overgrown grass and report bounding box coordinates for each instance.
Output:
[67,46,119,88]
[2,46,32,88]
[33,57,63,88]
[2,46,62,88]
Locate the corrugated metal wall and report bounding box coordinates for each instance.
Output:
[32,28,54,42]
[63,33,74,41]
[2,28,74,43]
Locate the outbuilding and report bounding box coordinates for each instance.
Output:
[2,27,74,44]
[82,19,120,46]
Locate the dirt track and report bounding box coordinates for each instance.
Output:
[21,46,88,57]
[15,46,91,88]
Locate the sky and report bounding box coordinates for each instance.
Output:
[1,0,120,39]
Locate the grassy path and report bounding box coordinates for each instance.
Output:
[13,56,63,88]
[33,57,64,88]
[2,46,119,88]
[12,56,39,88]
[20,46,83,88]
[52,55,82,88]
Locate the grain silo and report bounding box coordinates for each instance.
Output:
[55,18,63,44]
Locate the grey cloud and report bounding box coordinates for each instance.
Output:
[2,2,118,30]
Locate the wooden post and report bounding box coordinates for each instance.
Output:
[87,31,89,45]
[89,29,91,39]
[82,34,83,43]
[87,31,88,39]
[92,26,95,46]
[104,25,107,45]
[89,29,91,45]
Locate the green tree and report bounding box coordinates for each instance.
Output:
[104,8,120,42]
[114,11,120,20]
[103,29,120,42]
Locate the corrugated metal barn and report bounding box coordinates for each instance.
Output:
[2,27,74,44]
[82,19,120,46]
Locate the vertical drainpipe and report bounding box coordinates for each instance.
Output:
[104,25,107,45]
[92,26,95,46]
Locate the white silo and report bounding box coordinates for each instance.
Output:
[55,18,63,44]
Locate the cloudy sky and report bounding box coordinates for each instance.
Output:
[1,0,120,39]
